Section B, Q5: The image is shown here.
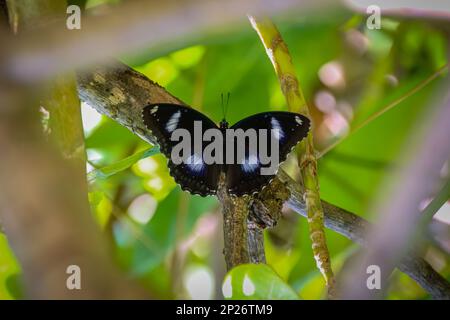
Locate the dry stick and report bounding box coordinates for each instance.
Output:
[76,62,450,299]
[0,0,337,83]
[217,175,251,270]
[248,16,335,297]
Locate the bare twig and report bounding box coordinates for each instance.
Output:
[249,16,335,297]
[76,62,450,299]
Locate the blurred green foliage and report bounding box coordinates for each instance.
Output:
[0,234,21,299]
[87,146,159,182]
[1,1,449,300]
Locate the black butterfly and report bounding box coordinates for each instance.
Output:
[142,103,310,197]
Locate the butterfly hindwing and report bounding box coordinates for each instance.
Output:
[143,104,310,197]
[226,111,310,196]
[142,103,222,196]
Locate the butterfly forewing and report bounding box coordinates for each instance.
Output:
[143,104,310,197]
[142,103,222,196]
[226,111,310,196]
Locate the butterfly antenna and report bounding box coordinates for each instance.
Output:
[221,93,226,120]
[224,92,231,120]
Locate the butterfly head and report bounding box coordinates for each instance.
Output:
[220,92,231,129]
[219,119,229,129]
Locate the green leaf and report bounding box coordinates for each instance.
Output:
[5,274,23,300]
[86,117,139,150]
[87,146,159,182]
[0,234,21,300]
[223,264,300,300]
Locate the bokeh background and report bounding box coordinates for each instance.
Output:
[0,0,449,300]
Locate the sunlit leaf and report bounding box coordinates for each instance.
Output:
[87,146,159,182]
[223,264,299,300]
[0,234,21,300]
[170,45,206,69]
[135,58,179,87]
[133,153,177,201]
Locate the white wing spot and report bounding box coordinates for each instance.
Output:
[150,105,158,114]
[222,275,232,298]
[242,154,259,173]
[271,117,285,140]
[165,110,181,132]
[295,116,303,125]
[185,153,204,173]
[243,275,256,296]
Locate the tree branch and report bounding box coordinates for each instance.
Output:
[76,62,450,299]
[249,16,335,297]
[277,170,450,300]
[217,177,251,270]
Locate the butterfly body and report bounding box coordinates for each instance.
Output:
[142,103,310,197]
